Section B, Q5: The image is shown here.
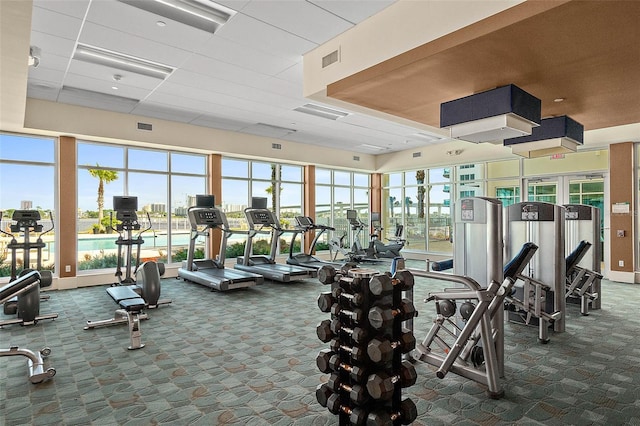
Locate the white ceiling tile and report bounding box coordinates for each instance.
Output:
[132,103,202,123]
[85,1,214,51]
[63,72,154,101]
[239,0,353,44]
[274,61,303,84]
[308,0,394,24]
[175,59,270,88]
[216,12,316,57]
[214,0,252,12]
[27,84,61,102]
[31,5,83,40]
[78,22,191,67]
[28,67,66,86]
[195,36,298,76]
[190,115,248,131]
[29,32,76,59]
[32,0,90,20]
[66,60,165,91]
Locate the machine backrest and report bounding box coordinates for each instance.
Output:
[431,259,454,271]
[565,240,592,273]
[503,242,539,279]
[0,270,41,304]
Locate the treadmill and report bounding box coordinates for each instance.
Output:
[178,195,263,291]
[286,216,345,271]
[234,201,316,282]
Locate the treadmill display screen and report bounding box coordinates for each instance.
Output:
[250,211,274,225]
[196,210,222,225]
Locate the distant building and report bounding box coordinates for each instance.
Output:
[21,200,32,209]
[150,203,166,214]
[174,206,187,217]
[186,195,197,207]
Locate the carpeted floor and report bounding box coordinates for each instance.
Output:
[1,261,639,425]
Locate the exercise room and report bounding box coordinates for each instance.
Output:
[1,0,639,424]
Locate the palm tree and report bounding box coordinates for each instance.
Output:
[88,165,118,229]
[265,164,282,212]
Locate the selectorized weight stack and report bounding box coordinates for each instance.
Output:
[504,201,565,339]
[315,266,418,425]
[564,204,602,311]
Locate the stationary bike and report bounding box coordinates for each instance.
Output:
[368,214,405,259]
[0,210,58,326]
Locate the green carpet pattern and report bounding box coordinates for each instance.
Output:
[1,263,639,425]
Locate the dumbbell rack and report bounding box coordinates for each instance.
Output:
[315,266,418,425]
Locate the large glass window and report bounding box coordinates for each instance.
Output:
[221,158,303,257]
[0,134,56,279]
[77,142,207,272]
[315,169,370,257]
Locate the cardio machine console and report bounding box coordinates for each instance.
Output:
[10,210,43,232]
[191,208,223,226]
[248,210,276,225]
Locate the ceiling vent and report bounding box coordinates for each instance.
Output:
[440,84,541,143]
[504,115,583,158]
[294,103,349,120]
[117,0,236,33]
[73,44,174,79]
[242,123,296,138]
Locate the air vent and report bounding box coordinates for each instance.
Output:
[353,156,360,161]
[137,122,153,131]
[322,49,339,68]
[272,143,282,150]
[412,152,422,158]
[294,103,349,120]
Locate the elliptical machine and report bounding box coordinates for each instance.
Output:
[0,210,58,326]
[110,196,169,308]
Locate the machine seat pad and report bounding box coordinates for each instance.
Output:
[504,242,539,279]
[106,286,141,304]
[118,297,146,312]
[566,240,592,273]
[431,259,454,271]
[0,270,40,302]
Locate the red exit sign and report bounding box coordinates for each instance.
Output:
[550,153,565,159]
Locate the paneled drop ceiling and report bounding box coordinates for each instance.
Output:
[23,0,448,154]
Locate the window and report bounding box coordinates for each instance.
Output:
[77,142,207,272]
[221,158,303,257]
[0,134,56,278]
[315,169,370,254]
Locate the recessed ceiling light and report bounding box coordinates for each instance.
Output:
[156,20,167,27]
[73,44,174,79]
[553,98,565,103]
[112,86,119,90]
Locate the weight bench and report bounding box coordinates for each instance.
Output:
[0,271,56,383]
[0,270,58,327]
[565,240,601,315]
[504,242,562,343]
[84,285,147,350]
[411,242,538,399]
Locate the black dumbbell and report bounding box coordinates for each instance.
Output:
[326,373,368,405]
[316,319,335,342]
[368,270,414,296]
[367,331,416,364]
[330,339,366,363]
[316,350,367,383]
[366,361,417,400]
[326,393,367,425]
[316,383,334,407]
[317,292,334,312]
[333,287,364,306]
[367,398,418,426]
[318,265,338,284]
[330,319,368,343]
[330,304,364,322]
[368,299,417,329]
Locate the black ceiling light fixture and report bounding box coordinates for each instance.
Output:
[440,84,541,143]
[504,115,584,158]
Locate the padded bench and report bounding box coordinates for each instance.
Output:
[106,286,146,312]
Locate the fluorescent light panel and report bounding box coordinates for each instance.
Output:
[358,144,387,151]
[73,44,174,79]
[294,103,350,120]
[449,113,536,143]
[118,0,236,33]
